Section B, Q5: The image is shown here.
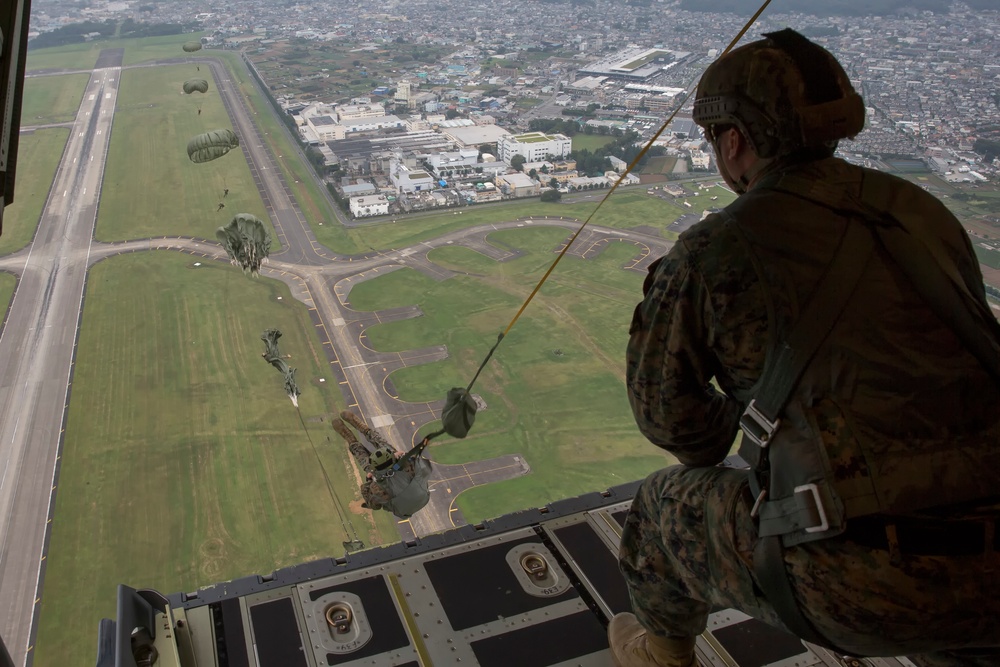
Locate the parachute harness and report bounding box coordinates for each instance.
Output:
[423,0,775,445]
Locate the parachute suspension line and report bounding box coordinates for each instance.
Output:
[296,406,363,546]
[444,0,775,420]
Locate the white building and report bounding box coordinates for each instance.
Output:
[498,132,572,164]
[496,172,540,198]
[690,149,712,170]
[349,195,389,218]
[341,115,405,136]
[390,160,438,193]
[395,81,412,104]
[337,104,386,123]
[425,149,481,177]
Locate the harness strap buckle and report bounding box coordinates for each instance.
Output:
[750,489,768,518]
[794,483,830,533]
[740,399,781,448]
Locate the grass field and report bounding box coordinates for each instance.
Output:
[346,190,685,252]
[571,134,616,152]
[642,155,679,175]
[97,64,275,243]
[25,33,207,72]
[34,252,392,667]
[0,129,69,256]
[22,73,90,125]
[348,227,674,519]
[0,273,16,319]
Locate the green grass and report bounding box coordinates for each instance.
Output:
[572,134,615,152]
[35,252,393,667]
[0,273,16,317]
[120,34,209,66]
[26,43,102,71]
[347,190,684,251]
[21,73,90,124]
[973,243,1000,269]
[26,33,208,71]
[348,227,673,520]
[0,129,69,256]
[97,64,276,243]
[643,155,678,175]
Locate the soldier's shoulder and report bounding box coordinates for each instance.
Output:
[675,208,736,259]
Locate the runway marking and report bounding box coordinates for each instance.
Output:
[0,459,9,491]
[341,361,379,370]
[12,415,19,441]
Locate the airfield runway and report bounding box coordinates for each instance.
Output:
[0,48,124,664]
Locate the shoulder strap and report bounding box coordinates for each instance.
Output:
[773,172,1000,387]
[738,218,875,449]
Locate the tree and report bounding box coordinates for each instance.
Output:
[511,154,526,172]
[541,189,562,202]
[549,177,559,189]
[528,168,538,179]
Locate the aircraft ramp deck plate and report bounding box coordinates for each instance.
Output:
[105,481,916,667]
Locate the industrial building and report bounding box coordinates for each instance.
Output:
[498,132,572,164]
[349,194,389,218]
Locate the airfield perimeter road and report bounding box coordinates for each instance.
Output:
[0,48,125,664]
[0,51,674,665]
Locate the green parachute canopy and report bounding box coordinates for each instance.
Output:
[182,41,203,53]
[183,78,209,94]
[260,329,301,407]
[216,213,272,275]
[187,128,240,163]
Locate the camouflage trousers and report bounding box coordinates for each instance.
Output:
[344,440,389,509]
[618,465,1000,667]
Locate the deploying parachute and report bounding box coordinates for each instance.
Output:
[216,213,271,275]
[261,329,301,407]
[183,79,209,94]
[182,41,203,53]
[187,128,240,163]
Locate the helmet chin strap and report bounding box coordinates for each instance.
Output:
[713,140,749,195]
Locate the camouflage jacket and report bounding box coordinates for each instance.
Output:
[627,157,1000,509]
[361,457,418,511]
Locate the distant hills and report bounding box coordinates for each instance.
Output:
[677,0,1000,16]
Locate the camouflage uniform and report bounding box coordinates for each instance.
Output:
[621,156,1000,665]
[335,414,417,511]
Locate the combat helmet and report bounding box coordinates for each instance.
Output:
[692,28,865,159]
[369,446,395,471]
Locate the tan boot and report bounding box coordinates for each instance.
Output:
[608,613,698,667]
[331,417,357,445]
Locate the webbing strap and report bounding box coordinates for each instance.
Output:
[744,218,875,432]
[387,435,433,474]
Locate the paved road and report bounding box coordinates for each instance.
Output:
[0,51,123,665]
